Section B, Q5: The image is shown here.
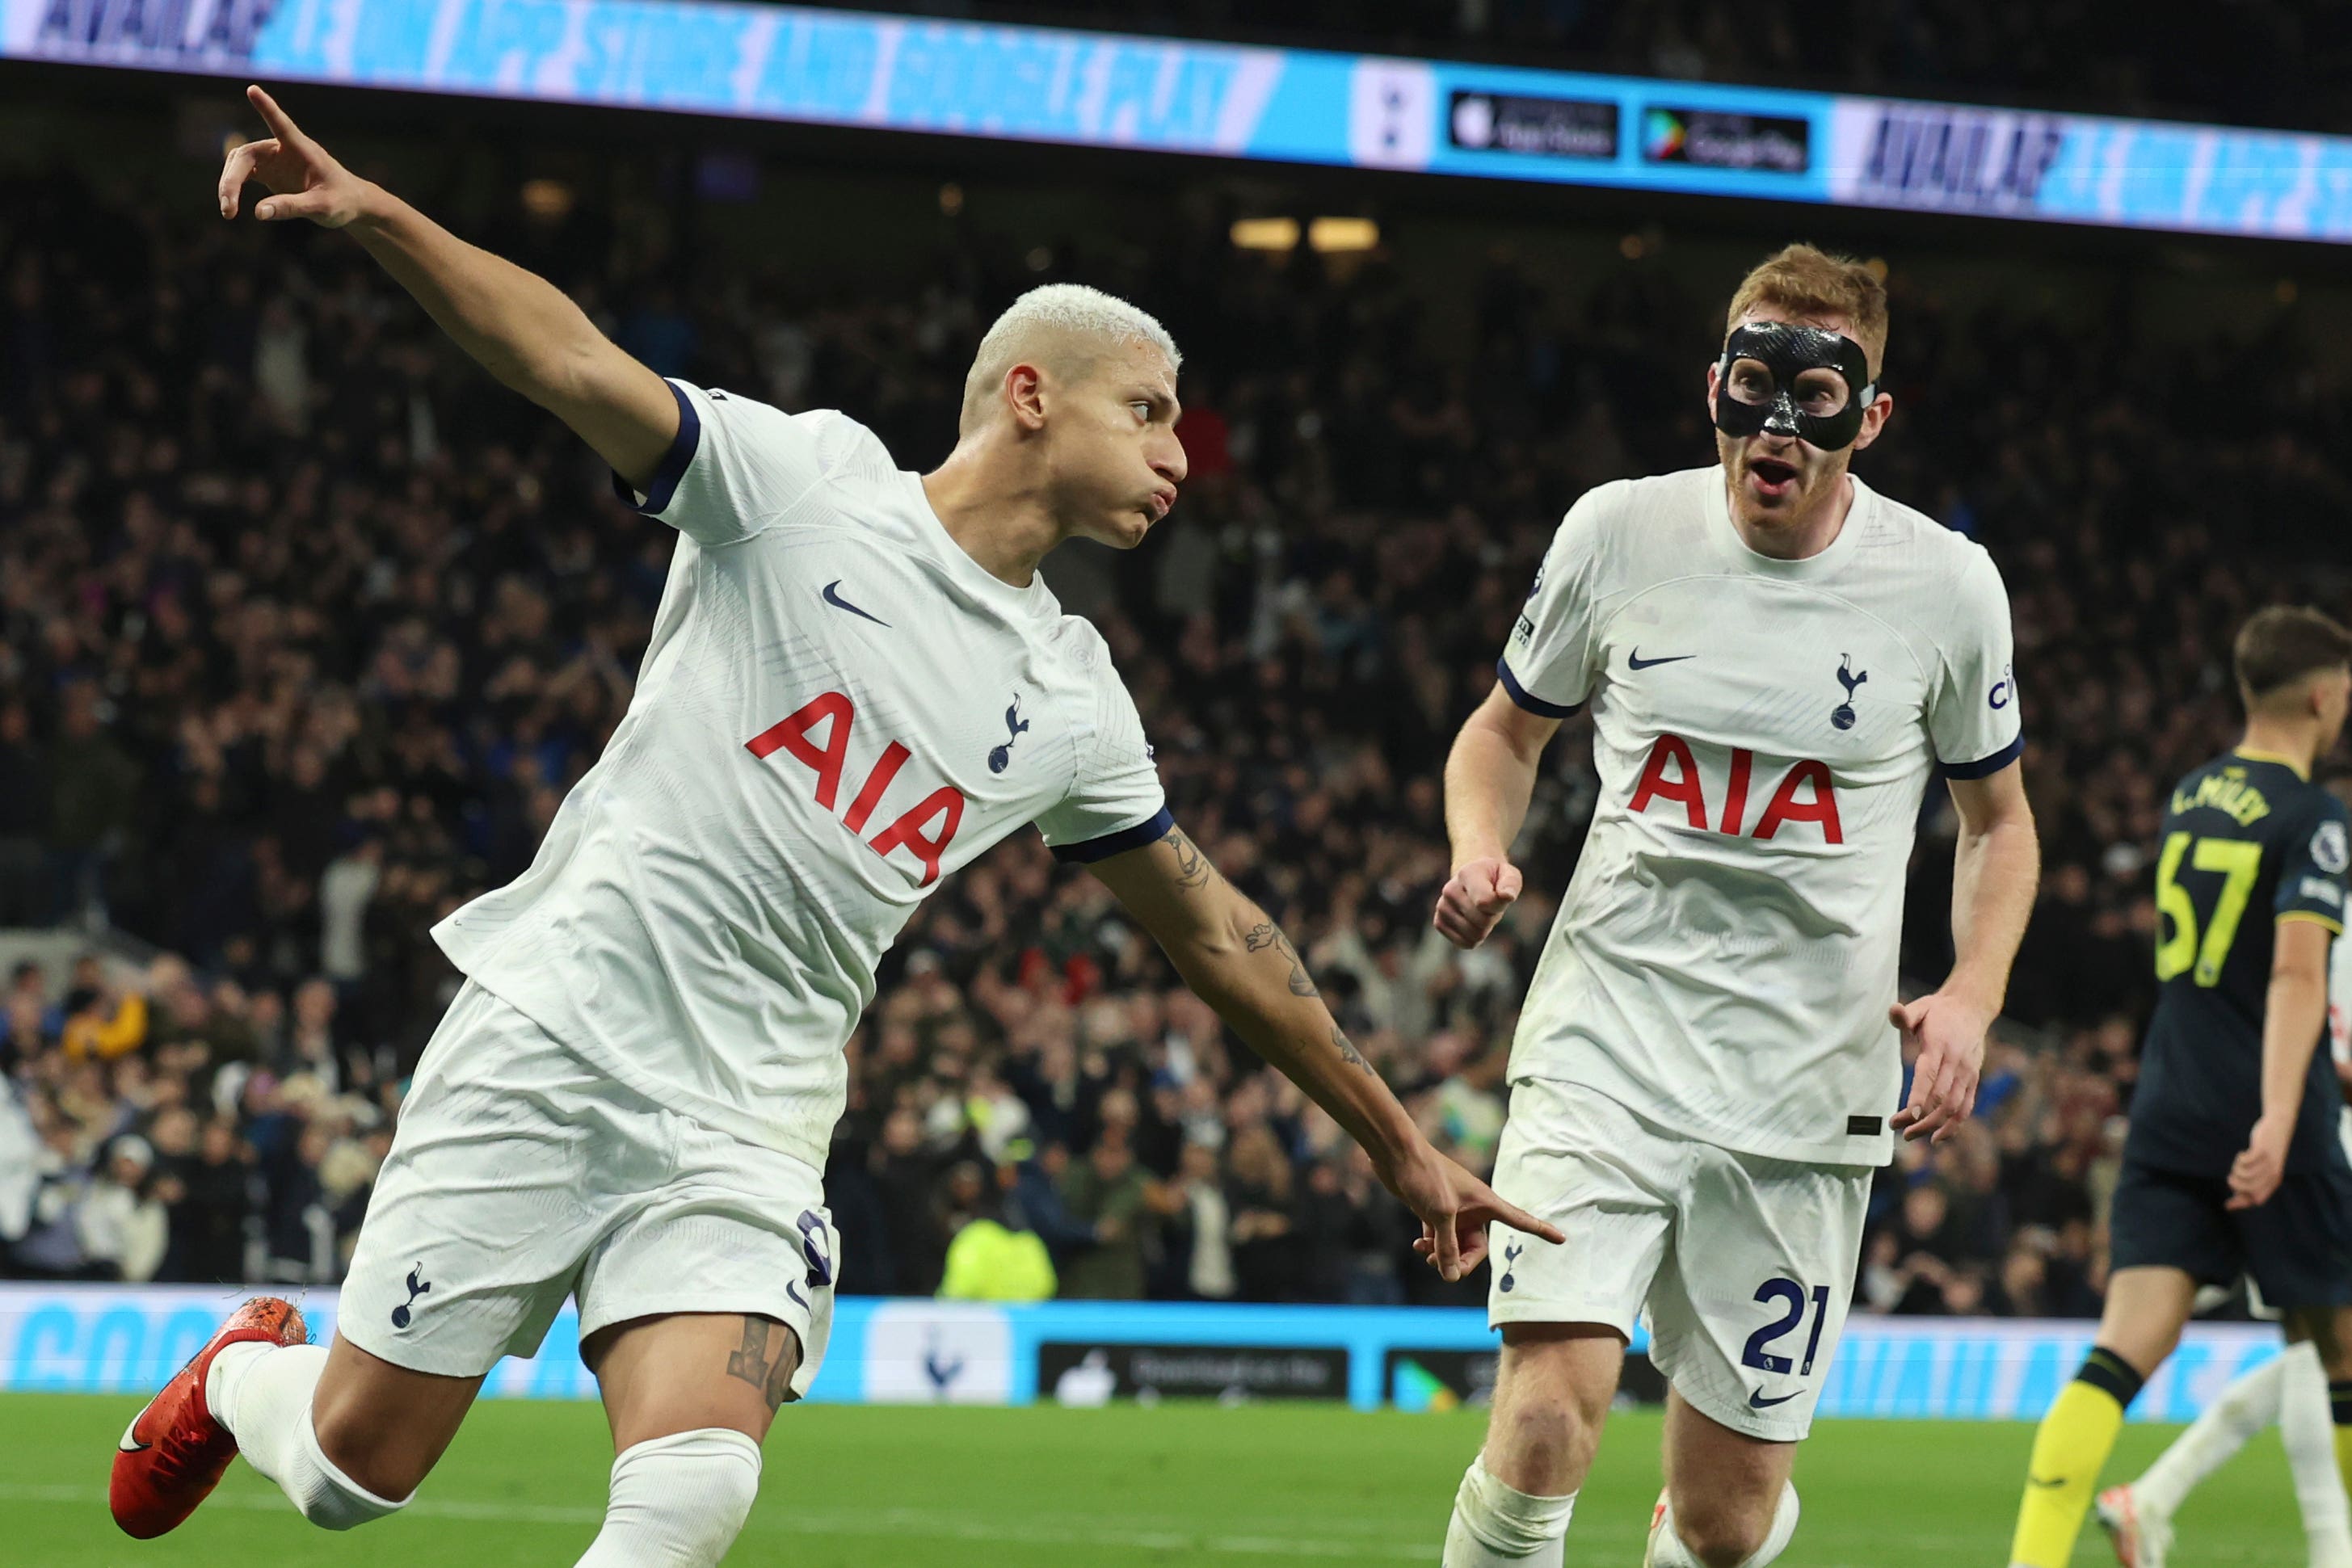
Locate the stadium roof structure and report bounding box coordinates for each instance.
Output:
[14,0,2352,245]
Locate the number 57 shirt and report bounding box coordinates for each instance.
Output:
[434,382,1170,1170]
[1496,467,2022,1167]
[2127,750,2350,1177]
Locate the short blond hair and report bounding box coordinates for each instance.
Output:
[961,284,1180,433]
[1725,244,1888,379]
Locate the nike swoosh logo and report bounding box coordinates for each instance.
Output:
[821,581,890,627]
[1627,649,1695,670]
[118,1414,152,1453]
[1747,1389,1801,1409]
[2026,1474,2065,1490]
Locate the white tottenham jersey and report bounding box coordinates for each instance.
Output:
[1498,466,2022,1167]
[434,382,1169,1169]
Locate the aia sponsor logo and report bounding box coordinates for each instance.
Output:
[746,691,966,885]
[1627,733,1844,844]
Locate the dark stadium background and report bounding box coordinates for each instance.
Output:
[3,7,2350,1330]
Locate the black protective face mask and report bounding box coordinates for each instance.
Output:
[1711,323,1877,451]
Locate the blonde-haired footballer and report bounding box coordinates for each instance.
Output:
[107,86,1560,1567]
[2009,607,2352,1568]
[1433,243,2039,1566]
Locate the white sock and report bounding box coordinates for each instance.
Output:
[1442,1458,1575,1566]
[2131,1349,2287,1520]
[208,1342,406,1529]
[574,1428,764,1567]
[1649,1482,1799,1568]
[2279,1346,2352,1568]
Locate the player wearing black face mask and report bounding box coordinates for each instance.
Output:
[1708,305,1891,548]
[1435,244,2038,1568]
[1713,323,1878,452]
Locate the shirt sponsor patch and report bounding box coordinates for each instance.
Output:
[2313,821,2350,876]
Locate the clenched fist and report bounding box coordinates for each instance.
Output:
[1433,856,1522,949]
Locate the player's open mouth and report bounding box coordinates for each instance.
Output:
[1747,456,1799,497]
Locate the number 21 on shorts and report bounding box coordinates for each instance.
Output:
[1742,1276,1831,1377]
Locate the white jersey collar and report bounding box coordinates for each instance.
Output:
[902,471,1059,620]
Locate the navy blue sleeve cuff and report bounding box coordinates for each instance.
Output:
[608,380,701,516]
[1050,805,1176,864]
[1941,733,2025,780]
[1495,658,1582,720]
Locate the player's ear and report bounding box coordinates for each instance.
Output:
[1003,363,1049,432]
[1850,389,1895,452]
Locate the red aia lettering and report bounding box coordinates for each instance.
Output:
[867,787,965,889]
[1626,734,1707,829]
[747,690,851,808]
[1752,759,1844,845]
[746,692,966,881]
[1628,735,1842,844]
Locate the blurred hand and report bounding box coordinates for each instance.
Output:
[217,86,375,229]
[1433,856,1523,949]
[2228,1114,2291,1209]
[1887,991,1989,1144]
[1382,1140,1562,1283]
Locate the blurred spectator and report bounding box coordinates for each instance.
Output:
[1057,1137,1154,1299]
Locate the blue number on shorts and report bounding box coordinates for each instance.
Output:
[1741,1278,1807,1374]
[1799,1284,1831,1376]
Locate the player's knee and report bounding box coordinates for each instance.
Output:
[578,1428,763,1568]
[1487,1393,1601,1491]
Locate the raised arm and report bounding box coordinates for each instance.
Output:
[1433,682,1560,948]
[218,85,678,492]
[1087,821,1561,1279]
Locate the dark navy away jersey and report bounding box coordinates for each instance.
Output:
[2127,751,2350,1176]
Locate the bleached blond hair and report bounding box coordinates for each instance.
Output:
[960,284,1181,433]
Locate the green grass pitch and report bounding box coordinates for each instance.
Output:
[0,1394,2309,1565]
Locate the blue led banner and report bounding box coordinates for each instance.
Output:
[11,0,2352,242]
[0,1284,2291,1420]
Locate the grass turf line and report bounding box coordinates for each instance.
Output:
[0,1394,2312,1566]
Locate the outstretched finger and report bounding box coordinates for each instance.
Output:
[247,84,310,149]
[217,138,279,217]
[1475,1192,1564,1246]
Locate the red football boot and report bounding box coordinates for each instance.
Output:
[110,1296,309,1538]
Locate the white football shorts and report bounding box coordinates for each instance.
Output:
[1487,1078,1870,1440]
[340,981,836,1397]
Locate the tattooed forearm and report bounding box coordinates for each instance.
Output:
[723,1315,802,1412]
[1332,1025,1376,1076]
[1244,920,1319,998]
[1160,826,1214,890]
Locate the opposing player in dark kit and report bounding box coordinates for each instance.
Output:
[2008,607,2352,1568]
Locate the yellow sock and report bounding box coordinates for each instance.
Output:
[2333,1377,2352,1494]
[2009,1353,2138,1568]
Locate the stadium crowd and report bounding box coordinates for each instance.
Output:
[0,156,2346,1318]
